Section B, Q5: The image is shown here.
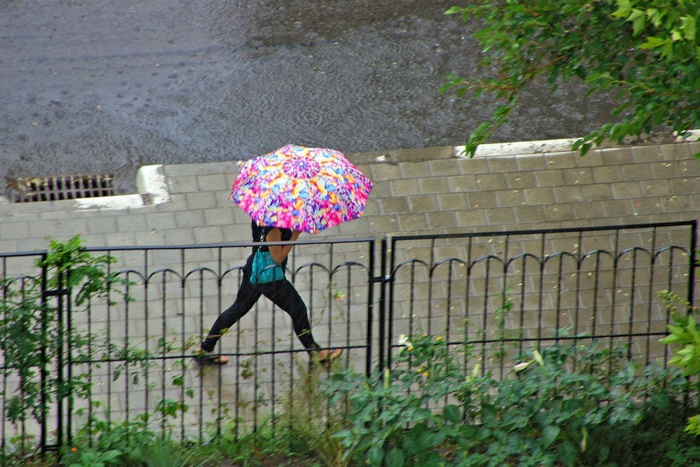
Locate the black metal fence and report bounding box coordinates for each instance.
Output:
[385,222,697,379]
[1,221,697,456]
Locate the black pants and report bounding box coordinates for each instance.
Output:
[201,274,320,353]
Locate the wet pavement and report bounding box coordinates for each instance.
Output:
[0,0,618,193]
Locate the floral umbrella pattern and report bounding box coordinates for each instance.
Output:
[231,145,373,233]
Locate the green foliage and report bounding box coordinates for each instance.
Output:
[662,311,700,377]
[3,237,700,464]
[216,419,319,465]
[659,290,698,377]
[2,324,699,465]
[0,236,131,425]
[41,236,124,307]
[279,364,351,466]
[0,236,198,463]
[472,344,646,467]
[324,334,691,466]
[659,290,700,436]
[326,336,436,464]
[214,361,351,466]
[444,0,700,158]
[327,334,474,466]
[61,415,218,467]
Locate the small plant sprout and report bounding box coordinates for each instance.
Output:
[333,289,346,300]
[532,349,545,367]
[513,349,549,375]
[398,334,413,353]
[468,363,481,381]
[513,360,534,373]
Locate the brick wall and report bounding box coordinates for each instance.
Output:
[339,137,699,239]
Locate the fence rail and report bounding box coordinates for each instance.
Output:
[1,221,697,456]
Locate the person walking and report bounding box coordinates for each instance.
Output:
[195,220,342,366]
[197,145,372,367]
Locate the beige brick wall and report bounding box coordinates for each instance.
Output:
[339,138,699,239]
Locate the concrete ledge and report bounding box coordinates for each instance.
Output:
[136,164,172,205]
[349,130,700,164]
[75,165,172,210]
[0,164,172,213]
[1,131,697,214]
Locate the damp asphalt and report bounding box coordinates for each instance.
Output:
[1,0,619,194]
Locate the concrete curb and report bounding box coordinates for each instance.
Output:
[0,164,172,212]
[1,131,698,212]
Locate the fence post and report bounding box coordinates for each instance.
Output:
[40,262,72,456]
[689,220,697,309]
[375,237,389,373]
[39,254,49,456]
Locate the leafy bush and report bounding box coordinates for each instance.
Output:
[214,361,350,466]
[324,333,695,466]
[659,290,700,436]
[0,236,197,464]
[61,413,219,467]
[444,0,700,158]
[0,236,130,426]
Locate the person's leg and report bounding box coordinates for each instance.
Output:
[261,279,320,350]
[261,279,342,363]
[200,276,262,353]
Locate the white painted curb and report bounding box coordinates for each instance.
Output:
[73,165,171,210]
[0,165,172,211]
[453,129,700,158]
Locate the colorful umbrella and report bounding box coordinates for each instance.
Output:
[230,145,373,233]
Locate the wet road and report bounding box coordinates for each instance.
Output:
[0,0,616,194]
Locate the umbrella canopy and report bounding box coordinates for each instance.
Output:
[231,145,373,233]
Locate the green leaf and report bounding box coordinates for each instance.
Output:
[660,334,681,344]
[686,414,700,435]
[639,36,666,50]
[473,121,491,135]
[385,448,406,467]
[580,143,593,156]
[612,0,632,19]
[102,449,123,461]
[681,15,696,41]
[332,429,352,440]
[368,445,384,467]
[628,9,646,36]
[406,424,437,452]
[558,440,580,466]
[542,425,561,448]
[646,8,662,27]
[443,404,462,423]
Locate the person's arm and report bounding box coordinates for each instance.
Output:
[266,228,301,264]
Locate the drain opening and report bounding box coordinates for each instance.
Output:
[9,174,115,203]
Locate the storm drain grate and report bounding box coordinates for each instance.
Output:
[9,174,115,203]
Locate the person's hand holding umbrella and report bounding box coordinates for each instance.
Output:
[266,227,301,264]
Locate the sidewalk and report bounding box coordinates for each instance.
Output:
[1,137,698,254]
